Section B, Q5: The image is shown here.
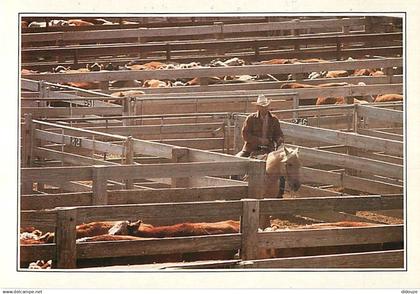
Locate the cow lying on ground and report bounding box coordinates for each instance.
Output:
[109,220,240,238]
[20,221,125,244]
[374,94,403,102]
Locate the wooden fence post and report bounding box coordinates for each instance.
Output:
[92,165,108,205]
[247,159,268,229]
[240,199,260,260]
[22,114,33,194]
[55,207,77,269]
[233,114,245,155]
[124,136,134,189]
[214,22,225,56]
[172,147,190,188]
[247,159,265,199]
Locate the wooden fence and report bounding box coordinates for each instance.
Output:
[19,194,403,269]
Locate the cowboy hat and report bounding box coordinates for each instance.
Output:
[252,94,271,107]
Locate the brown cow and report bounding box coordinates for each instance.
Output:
[110,220,240,238]
[325,70,349,78]
[374,94,403,102]
[21,68,38,75]
[125,61,167,71]
[68,19,94,26]
[295,58,328,63]
[260,58,296,65]
[280,82,317,89]
[143,79,170,88]
[20,221,127,245]
[65,82,100,90]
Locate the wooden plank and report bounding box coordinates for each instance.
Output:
[102,161,249,181]
[85,123,224,136]
[189,176,248,187]
[21,192,92,210]
[281,122,403,156]
[240,199,260,260]
[59,181,94,193]
[75,200,242,225]
[355,149,403,165]
[21,107,123,117]
[188,148,247,162]
[293,185,342,197]
[107,186,248,205]
[342,174,403,194]
[20,244,56,264]
[34,129,124,155]
[238,250,404,268]
[132,138,174,159]
[171,147,190,188]
[301,167,342,186]
[55,208,77,269]
[247,160,266,199]
[77,234,241,259]
[92,165,108,205]
[357,129,403,141]
[301,211,387,224]
[296,145,403,179]
[300,166,402,194]
[357,104,403,124]
[34,147,118,167]
[258,224,403,249]
[33,119,127,140]
[259,195,403,215]
[21,166,92,183]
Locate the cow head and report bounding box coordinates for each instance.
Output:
[108,220,146,235]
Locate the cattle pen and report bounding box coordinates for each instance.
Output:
[19,15,405,270]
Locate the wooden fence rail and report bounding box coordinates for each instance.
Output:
[21,17,367,44]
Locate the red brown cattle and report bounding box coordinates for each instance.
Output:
[325,70,349,78]
[260,58,296,65]
[21,69,38,75]
[317,82,349,88]
[111,220,240,238]
[126,61,167,71]
[143,79,170,88]
[353,68,375,76]
[295,58,328,63]
[28,260,52,269]
[280,83,317,89]
[186,76,222,86]
[76,234,147,242]
[20,221,126,245]
[68,19,94,26]
[316,96,367,105]
[374,94,403,102]
[65,82,100,90]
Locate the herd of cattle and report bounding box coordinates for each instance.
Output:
[21,219,390,268]
[22,18,139,28]
[22,56,403,105]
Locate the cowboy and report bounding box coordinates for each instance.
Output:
[236,94,286,197]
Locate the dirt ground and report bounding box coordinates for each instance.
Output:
[271,211,403,229]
